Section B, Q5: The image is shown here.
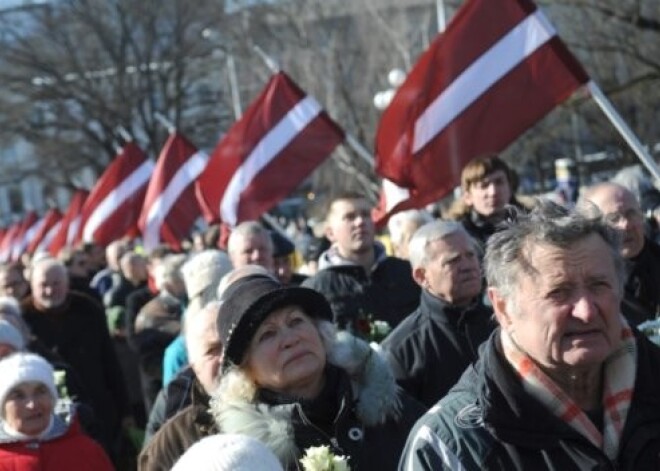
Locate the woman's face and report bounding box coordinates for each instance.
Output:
[3,381,54,436]
[245,306,326,399]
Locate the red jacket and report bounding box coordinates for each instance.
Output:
[0,416,114,471]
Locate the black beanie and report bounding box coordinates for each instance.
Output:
[218,276,332,371]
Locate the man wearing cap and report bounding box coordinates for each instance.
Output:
[303,192,420,333]
[270,230,307,285]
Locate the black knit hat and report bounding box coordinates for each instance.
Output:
[270,230,295,258]
[218,276,332,371]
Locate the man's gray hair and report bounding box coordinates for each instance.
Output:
[484,200,626,300]
[408,220,474,269]
[227,221,273,255]
[388,210,434,248]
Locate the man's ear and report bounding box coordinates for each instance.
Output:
[412,266,427,289]
[488,287,512,328]
[324,224,336,243]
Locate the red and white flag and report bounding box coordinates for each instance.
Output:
[76,142,154,247]
[375,0,589,221]
[196,72,344,227]
[138,132,208,251]
[0,223,20,263]
[26,209,62,254]
[48,189,88,256]
[10,212,39,261]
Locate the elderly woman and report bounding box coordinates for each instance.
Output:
[0,353,113,470]
[211,276,426,470]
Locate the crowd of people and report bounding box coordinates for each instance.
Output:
[0,155,659,470]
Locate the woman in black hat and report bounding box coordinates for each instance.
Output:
[210,276,425,470]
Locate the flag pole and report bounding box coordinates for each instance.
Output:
[587,81,660,182]
[116,125,133,142]
[154,112,176,134]
[227,55,243,120]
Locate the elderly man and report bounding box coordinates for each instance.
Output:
[381,221,494,407]
[401,201,660,470]
[139,301,222,470]
[303,192,419,332]
[580,181,660,326]
[227,221,274,270]
[20,257,131,458]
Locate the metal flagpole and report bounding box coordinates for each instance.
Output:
[587,81,660,182]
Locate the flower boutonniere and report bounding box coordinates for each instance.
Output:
[300,445,350,471]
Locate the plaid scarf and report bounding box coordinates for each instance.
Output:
[501,318,637,459]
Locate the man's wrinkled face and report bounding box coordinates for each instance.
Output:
[31,264,69,310]
[416,232,482,306]
[325,198,375,258]
[586,186,645,259]
[229,234,274,271]
[489,234,623,375]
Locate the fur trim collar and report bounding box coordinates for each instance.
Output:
[210,330,399,467]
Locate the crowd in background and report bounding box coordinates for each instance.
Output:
[0,155,659,470]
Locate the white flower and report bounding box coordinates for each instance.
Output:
[300,445,350,471]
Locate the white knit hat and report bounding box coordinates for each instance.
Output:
[171,434,283,471]
[0,320,25,352]
[0,353,57,413]
[181,250,232,302]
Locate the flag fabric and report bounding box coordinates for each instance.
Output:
[76,143,154,247]
[48,189,88,256]
[196,71,345,227]
[26,209,62,254]
[375,0,589,220]
[10,212,39,261]
[0,223,20,263]
[138,132,208,252]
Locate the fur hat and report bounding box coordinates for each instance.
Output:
[219,276,332,371]
[0,320,25,352]
[172,433,283,471]
[181,250,232,302]
[0,353,57,412]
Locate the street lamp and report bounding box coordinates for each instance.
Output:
[373,68,406,110]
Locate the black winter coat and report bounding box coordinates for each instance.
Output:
[381,290,495,407]
[302,247,419,331]
[400,329,660,470]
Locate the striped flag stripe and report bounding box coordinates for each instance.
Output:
[413,11,555,153]
[220,96,322,226]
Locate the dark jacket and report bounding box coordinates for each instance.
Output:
[21,292,130,449]
[302,243,419,332]
[143,367,196,445]
[622,238,660,326]
[212,332,426,470]
[138,378,215,471]
[400,329,660,470]
[381,290,495,407]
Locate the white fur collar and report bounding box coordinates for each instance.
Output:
[209,330,399,467]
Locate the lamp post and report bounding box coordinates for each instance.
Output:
[373,68,406,111]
